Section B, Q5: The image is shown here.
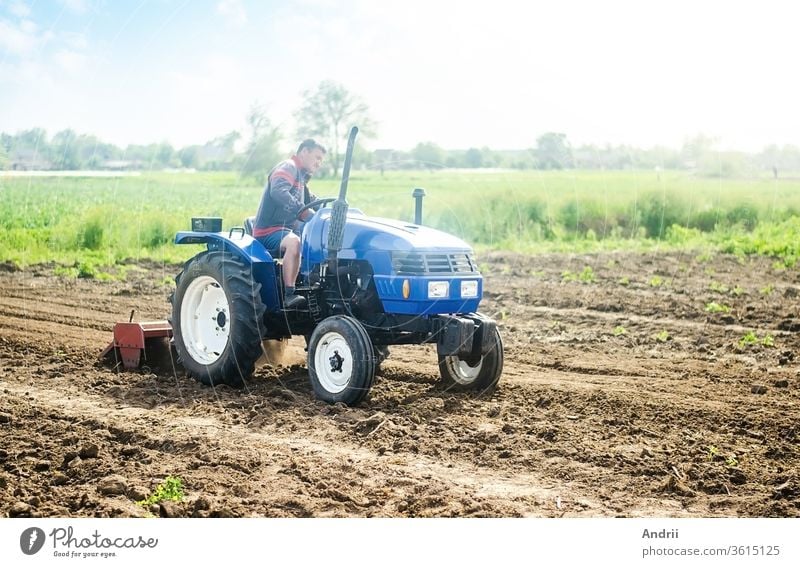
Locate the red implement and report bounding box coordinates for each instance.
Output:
[100,320,173,369]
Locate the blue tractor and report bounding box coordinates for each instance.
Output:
[169,127,503,405]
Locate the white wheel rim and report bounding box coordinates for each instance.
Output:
[445,355,483,385]
[180,275,231,365]
[314,331,354,394]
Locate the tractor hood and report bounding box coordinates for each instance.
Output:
[317,210,472,253]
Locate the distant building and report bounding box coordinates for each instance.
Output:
[10,149,52,170]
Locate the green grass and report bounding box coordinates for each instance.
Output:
[4,169,800,266]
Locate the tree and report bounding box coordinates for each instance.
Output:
[156,142,174,168]
[240,104,281,184]
[179,146,200,169]
[464,147,483,168]
[52,129,80,169]
[535,132,572,169]
[411,142,445,168]
[294,80,376,176]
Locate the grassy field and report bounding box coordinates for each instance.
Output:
[2,169,800,270]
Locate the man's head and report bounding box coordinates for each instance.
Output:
[296,139,326,175]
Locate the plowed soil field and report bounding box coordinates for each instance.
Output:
[1,252,798,517]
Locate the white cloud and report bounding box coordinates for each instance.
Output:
[60,0,88,13]
[216,0,246,28]
[53,48,87,73]
[8,1,31,18]
[0,17,39,55]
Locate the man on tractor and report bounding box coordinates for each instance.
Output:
[253,139,327,309]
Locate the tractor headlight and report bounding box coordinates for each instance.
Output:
[427,281,449,299]
[460,280,478,298]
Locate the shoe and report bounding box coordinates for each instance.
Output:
[283,293,307,309]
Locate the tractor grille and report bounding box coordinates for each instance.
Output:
[392,252,478,275]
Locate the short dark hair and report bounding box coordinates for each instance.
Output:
[297,139,326,154]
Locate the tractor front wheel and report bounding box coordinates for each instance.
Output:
[307,316,376,405]
[438,325,503,395]
[170,251,265,387]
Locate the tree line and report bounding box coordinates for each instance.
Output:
[2,81,798,178]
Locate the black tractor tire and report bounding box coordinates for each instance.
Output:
[307,316,376,405]
[438,324,503,395]
[170,251,266,387]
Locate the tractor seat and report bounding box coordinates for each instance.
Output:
[244,216,281,260]
[244,216,255,235]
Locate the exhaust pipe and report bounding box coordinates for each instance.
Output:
[412,187,426,225]
[327,126,359,260]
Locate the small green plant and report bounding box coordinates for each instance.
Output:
[738,331,775,348]
[618,276,630,286]
[54,265,79,278]
[709,281,729,294]
[771,260,787,272]
[77,261,96,279]
[725,455,739,468]
[159,275,176,287]
[760,284,775,296]
[613,326,627,336]
[696,251,714,263]
[138,476,185,507]
[707,445,720,460]
[561,266,596,284]
[705,301,731,313]
[648,275,664,287]
[654,330,670,342]
[731,285,745,297]
[739,331,758,347]
[80,218,105,250]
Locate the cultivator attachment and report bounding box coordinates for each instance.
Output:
[100,312,173,370]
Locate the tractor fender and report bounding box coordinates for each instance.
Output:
[175,231,275,264]
[174,231,281,312]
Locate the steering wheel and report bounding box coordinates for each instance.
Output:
[296,197,337,221]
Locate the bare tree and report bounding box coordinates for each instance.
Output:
[294,81,376,176]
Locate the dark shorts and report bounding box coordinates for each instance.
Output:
[257,229,294,256]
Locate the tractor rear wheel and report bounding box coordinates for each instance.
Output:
[170,251,265,387]
[307,316,376,405]
[438,325,503,395]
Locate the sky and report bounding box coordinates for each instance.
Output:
[1,0,798,152]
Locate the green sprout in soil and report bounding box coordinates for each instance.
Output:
[705,302,731,314]
[138,476,185,508]
[562,266,596,284]
[709,281,729,294]
[654,330,670,342]
[613,326,628,336]
[739,331,775,348]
